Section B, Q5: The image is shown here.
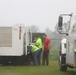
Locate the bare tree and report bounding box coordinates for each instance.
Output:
[29,25,39,32]
[45,26,52,37]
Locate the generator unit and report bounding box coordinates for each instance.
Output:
[0,25,32,65]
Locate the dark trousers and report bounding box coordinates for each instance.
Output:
[37,48,42,65]
[33,50,40,66]
[42,50,49,65]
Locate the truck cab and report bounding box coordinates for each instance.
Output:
[58,13,76,71]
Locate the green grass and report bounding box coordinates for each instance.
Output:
[0,61,76,75]
[50,48,59,60]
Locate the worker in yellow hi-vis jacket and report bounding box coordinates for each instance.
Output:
[34,36,42,65]
[29,45,40,66]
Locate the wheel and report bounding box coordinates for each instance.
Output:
[59,54,67,71]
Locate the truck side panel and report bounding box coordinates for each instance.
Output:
[66,38,76,67]
[0,26,25,56]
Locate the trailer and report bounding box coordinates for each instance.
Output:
[57,13,76,71]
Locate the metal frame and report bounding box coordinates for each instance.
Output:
[57,13,73,34]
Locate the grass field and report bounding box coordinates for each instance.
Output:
[0,61,76,75]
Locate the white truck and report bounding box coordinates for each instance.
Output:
[0,25,46,65]
[57,13,76,71]
[0,25,45,65]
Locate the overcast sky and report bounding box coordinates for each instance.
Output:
[0,0,76,31]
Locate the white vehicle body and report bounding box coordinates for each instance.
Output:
[58,13,76,71]
[0,25,31,65]
[0,25,25,56]
[61,38,67,54]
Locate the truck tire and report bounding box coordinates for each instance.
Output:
[59,54,67,71]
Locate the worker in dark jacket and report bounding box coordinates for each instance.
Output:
[30,44,40,66]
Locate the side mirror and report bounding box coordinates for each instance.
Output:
[57,14,71,34]
[58,16,63,30]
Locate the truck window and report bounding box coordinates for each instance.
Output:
[62,16,70,32]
